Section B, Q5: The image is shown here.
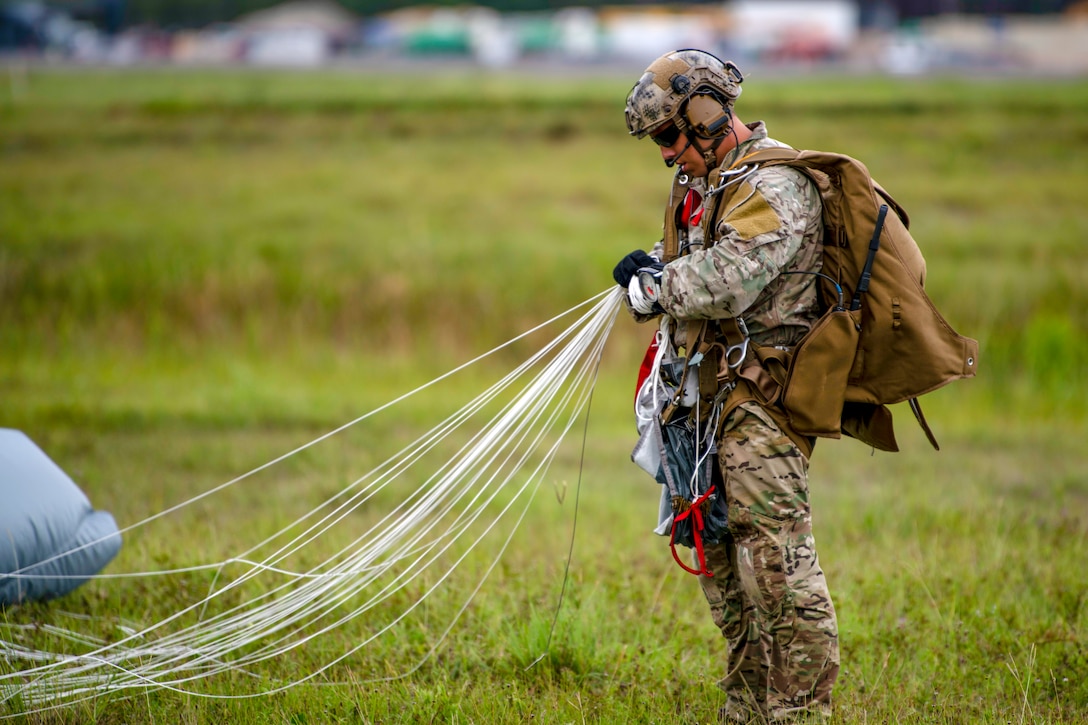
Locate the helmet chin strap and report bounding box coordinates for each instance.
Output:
[663,118,733,172]
[701,122,733,169]
[701,138,722,170]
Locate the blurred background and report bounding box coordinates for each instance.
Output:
[1,0,1086,721]
[3,0,1088,75]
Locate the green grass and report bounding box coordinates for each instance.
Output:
[1,67,1086,723]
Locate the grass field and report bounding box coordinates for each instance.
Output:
[1,65,1087,724]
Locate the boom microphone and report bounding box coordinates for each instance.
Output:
[664,137,693,168]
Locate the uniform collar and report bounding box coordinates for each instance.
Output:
[718,120,769,172]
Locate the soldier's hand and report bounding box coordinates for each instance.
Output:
[628,267,665,316]
[613,250,662,287]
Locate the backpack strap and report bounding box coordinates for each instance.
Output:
[714,377,815,460]
[708,317,815,458]
[909,397,941,451]
[732,147,801,166]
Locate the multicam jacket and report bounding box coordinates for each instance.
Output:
[652,122,825,350]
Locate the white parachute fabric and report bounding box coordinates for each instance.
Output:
[0,288,623,716]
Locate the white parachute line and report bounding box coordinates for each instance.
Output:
[167,293,613,670]
[251,299,621,691]
[4,289,614,582]
[4,289,622,705]
[106,297,617,696]
[212,304,589,586]
[195,287,617,596]
[132,310,611,687]
[10,432,554,709]
[0,322,600,696]
[4,293,609,696]
[4,289,612,588]
[0,288,623,713]
[4,313,617,709]
[219,293,605,571]
[189,288,618,608]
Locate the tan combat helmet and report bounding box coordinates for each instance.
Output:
[624,49,744,168]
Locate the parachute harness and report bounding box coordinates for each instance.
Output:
[633,316,733,578]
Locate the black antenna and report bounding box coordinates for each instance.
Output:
[850,204,889,312]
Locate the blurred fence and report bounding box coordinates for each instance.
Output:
[3,0,1088,75]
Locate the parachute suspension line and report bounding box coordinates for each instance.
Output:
[4,289,619,585]
[0,287,617,705]
[0,288,624,716]
[188,290,620,609]
[361,307,619,687]
[524,309,609,671]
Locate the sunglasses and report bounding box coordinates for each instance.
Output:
[650,123,682,147]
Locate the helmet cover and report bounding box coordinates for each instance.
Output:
[624,49,744,140]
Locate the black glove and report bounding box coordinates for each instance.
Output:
[613,250,663,287]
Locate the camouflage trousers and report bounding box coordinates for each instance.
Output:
[698,403,839,722]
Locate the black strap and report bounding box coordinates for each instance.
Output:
[850,203,888,311]
[908,397,940,451]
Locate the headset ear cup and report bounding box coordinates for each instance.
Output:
[684,94,731,137]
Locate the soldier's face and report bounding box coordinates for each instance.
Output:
[652,125,710,178]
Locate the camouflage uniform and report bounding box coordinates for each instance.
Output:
[653,122,840,721]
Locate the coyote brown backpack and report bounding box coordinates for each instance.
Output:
[718,148,978,452]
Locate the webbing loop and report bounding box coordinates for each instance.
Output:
[669,484,716,577]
